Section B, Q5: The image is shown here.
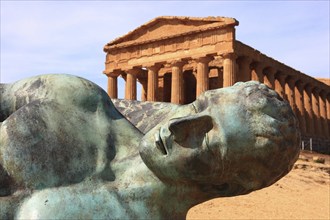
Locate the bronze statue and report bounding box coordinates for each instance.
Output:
[0,74,300,219]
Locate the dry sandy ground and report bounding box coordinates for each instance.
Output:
[187,150,330,220]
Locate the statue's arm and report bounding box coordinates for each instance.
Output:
[15,184,144,220]
[0,74,119,192]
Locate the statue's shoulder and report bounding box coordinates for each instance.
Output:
[5,74,112,109]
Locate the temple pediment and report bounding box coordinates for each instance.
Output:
[105,16,238,50]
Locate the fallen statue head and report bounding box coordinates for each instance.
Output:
[140,81,300,195]
[0,74,300,219]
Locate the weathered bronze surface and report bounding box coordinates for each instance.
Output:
[0,74,300,219]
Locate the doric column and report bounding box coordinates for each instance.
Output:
[171,60,185,104]
[263,67,276,89]
[304,84,314,136]
[125,68,139,100]
[147,64,161,101]
[222,53,237,87]
[196,56,213,97]
[327,94,330,136]
[319,91,329,138]
[106,71,120,98]
[275,72,286,99]
[138,78,148,101]
[237,56,252,82]
[285,76,297,114]
[295,80,306,135]
[250,62,264,83]
[312,88,322,137]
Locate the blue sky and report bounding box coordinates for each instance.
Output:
[1,1,329,99]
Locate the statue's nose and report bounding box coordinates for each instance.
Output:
[165,114,213,150]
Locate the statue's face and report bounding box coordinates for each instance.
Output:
[139,82,299,197]
[139,86,254,185]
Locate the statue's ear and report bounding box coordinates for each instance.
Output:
[168,115,213,148]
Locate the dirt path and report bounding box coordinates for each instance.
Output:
[187,151,330,220]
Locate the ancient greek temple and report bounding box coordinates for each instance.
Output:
[103,16,330,151]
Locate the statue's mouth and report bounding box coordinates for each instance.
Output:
[154,131,167,155]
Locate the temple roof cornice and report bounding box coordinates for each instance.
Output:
[104,16,238,52]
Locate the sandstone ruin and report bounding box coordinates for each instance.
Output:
[103,16,330,151]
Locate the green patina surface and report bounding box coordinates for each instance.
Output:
[0,74,300,219]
